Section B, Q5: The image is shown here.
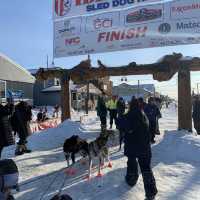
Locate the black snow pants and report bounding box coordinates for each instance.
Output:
[100,116,107,127]
[109,109,117,128]
[126,155,157,198]
[149,120,157,142]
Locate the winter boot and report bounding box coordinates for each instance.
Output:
[15,145,24,156]
[143,172,157,200]
[101,124,107,132]
[7,195,15,200]
[22,144,32,153]
[125,174,138,187]
[151,139,156,144]
[144,195,156,200]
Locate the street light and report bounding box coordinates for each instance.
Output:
[197,83,200,94]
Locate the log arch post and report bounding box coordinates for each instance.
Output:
[61,71,71,122]
[178,65,192,131]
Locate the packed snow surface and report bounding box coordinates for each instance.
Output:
[2,104,200,200]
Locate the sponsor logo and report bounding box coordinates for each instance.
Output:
[65,37,80,45]
[97,26,148,42]
[107,44,115,49]
[126,8,162,23]
[158,23,171,34]
[68,49,95,56]
[93,18,113,29]
[186,37,200,43]
[176,21,200,30]
[171,3,200,13]
[55,0,71,16]
[78,45,86,49]
[120,42,142,48]
[159,40,182,46]
[58,20,76,35]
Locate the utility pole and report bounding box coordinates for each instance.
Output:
[47,55,49,69]
[197,83,200,95]
[137,80,140,98]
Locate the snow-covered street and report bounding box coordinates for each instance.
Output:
[2,104,200,200]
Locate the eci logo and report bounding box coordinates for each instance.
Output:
[55,0,71,17]
[158,23,171,34]
[93,18,113,29]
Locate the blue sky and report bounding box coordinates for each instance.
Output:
[0,0,200,98]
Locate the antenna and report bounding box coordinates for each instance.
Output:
[47,55,49,69]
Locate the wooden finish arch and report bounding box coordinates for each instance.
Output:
[36,53,200,131]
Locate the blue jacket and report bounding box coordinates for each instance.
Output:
[144,104,161,122]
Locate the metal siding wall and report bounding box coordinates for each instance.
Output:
[6,81,33,99]
[33,79,61,106]
[37,92,61,106]
[33,80,44,106]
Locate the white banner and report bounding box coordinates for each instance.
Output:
[54,0,200,58]
[53,0,161,19]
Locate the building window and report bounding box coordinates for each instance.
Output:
[72,93,77,100]
[0,80,6,100]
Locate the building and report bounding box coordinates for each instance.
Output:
[0,53,35,104]
[112,83,155,102]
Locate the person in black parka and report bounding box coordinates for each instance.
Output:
[192,97,200,135]
[116,97,126,150]
[144,97,161,143]
[0,102,15,159]
[96,94,107,131]
[11,101,32,156]
[118,97,157,200]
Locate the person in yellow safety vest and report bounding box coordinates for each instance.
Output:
[106,95,118,129]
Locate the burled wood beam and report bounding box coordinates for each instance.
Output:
[36,68,64,80]
[35,53,200,82]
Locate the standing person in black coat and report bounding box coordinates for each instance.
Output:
[138,97,147,111]
[0,102,15,159]
[11,101,32,156]
[144,97,161,143]
[118,97,157,200]
[96,94,107,131]
[116,97,126,150]
[192,96,200,135]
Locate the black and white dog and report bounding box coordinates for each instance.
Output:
[87,129,115,178]
[63,135,88,167]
